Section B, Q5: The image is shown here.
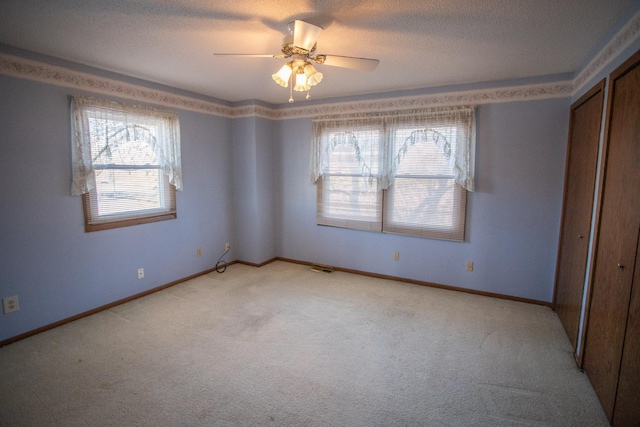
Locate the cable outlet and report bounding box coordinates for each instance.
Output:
[3,295,19,314]
[466,261,474,272]
[137,268,144,279]
[225,242,230,251]
[393,251,400,261]
[196,247,202,257]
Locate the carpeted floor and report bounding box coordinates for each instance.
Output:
[0,261,608,426]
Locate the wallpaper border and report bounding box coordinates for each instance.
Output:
[573,8,640,93]
[3,4,639,122]
[0,54,236,117]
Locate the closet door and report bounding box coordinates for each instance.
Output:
[613,235,640,425]
[582,49,640,423]
[553,80,604,350]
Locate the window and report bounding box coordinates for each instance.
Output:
[311,107,475,241]
[71,96,182,232]
[316,127,384,231]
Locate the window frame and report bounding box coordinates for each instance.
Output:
[382,176,467,240]
[312,107,474,242]
[317,175,383,232]
[82,181,177,232]
[316,126,385,232]
[71,96,181,232]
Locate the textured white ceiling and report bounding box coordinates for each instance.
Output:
[0,0,635,104]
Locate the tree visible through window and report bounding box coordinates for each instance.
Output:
[71,97,182,232]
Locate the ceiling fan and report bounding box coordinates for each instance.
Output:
[214,20,380,103]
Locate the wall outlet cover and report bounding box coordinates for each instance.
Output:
[3,295,19,314]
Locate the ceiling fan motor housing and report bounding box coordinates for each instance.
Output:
[281,34,316,57]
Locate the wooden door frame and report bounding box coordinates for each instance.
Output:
[552,78,605,358]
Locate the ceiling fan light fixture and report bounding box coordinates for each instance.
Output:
[304,63,323,86]
[215,19,379,103]
[293,70,311,92]
[272,63,293,88]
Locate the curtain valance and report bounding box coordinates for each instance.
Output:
[70,96,182,195]
[310,106,476,191]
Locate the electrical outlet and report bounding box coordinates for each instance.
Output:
[3,295,19,314]
[466,261,474,272]
[137,268,144,279]
[393,251,400,261]
[225,242,230,251]
[196,247,202,257]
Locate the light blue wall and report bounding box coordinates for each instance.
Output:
[232,116,276,264]
[274,98,570,302]
[0,75,235,342]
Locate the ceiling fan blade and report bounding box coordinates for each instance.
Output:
[315,54,379,71]
[293,20,323,52]
[213,53,286,59]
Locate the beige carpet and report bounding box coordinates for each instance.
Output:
[0,261,607,426]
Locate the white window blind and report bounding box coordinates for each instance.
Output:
[311,107,475,241]
[315,126,384,231]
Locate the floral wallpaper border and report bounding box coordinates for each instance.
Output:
[1,9,637,120]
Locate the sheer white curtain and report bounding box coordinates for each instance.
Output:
[386,107,475,191]
[310,114,388,188]
[310,106,476,192]
[70,96,182,195]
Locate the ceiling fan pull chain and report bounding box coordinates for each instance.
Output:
[289,73,294,103]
